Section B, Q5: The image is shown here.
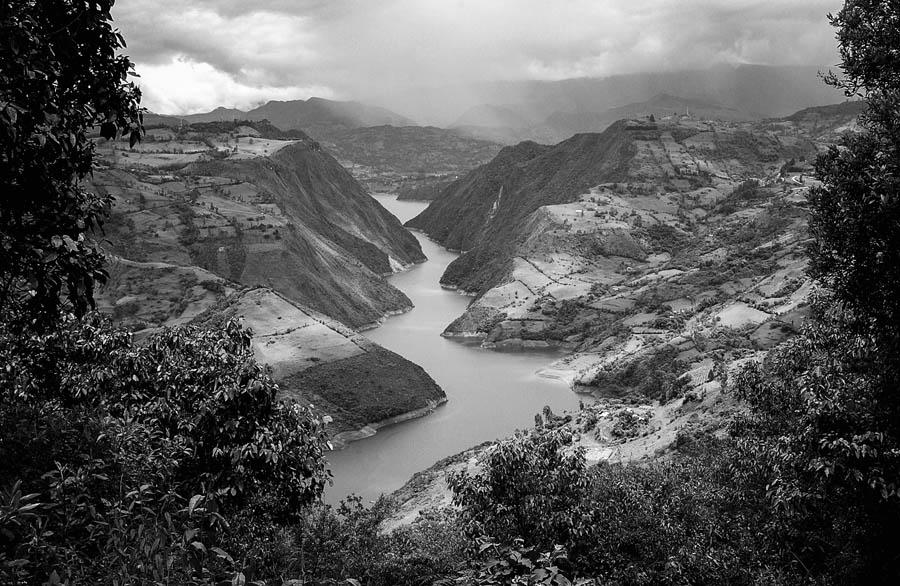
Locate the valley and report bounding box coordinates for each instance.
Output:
[384,105,859,520]
[325,195,583,504]
[7,2,896,582]
[93,97,859,520]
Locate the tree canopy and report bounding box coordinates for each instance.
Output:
[0,0,142,323]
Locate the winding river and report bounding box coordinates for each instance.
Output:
[324,194,582,504]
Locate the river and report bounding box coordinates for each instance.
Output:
[324,194,583,504]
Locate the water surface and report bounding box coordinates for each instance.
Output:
[324,194,581,503]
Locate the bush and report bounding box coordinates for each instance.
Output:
[0,316,330,584]
[447,428,795,584]
[289,497,466,586]
[449,429,592,557]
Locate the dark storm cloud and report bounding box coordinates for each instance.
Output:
[111,0,842,117]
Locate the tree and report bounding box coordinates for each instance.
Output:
[0,4,337,583]
[810,1,900,362]
[729,1,900,581]
[0,0,142,323]
[449,429,592,557]
[449,428,789,584]
[806,0,900,504]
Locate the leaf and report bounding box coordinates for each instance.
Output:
[100,121,117,140]
[188,494,203,515]
[129,129,141,149]
[211,547,233,563]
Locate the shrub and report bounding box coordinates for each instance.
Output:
[0,316,330,584]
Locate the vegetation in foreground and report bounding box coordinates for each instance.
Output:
[2,0,900,584]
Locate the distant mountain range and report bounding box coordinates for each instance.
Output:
[148,65,843,139]
[426,65,847,143]
[140,65,849,188]
[145,97,415,134]
[451,93,753,144]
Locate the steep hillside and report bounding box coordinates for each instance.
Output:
[94,262,446,438]
[780,100,865,140]
[90,121,447,438]
[186,141,424,271]
[410,115,825,297]
[93,121,423,329]
[406,140,551,250]
[407,121,646,291]
[402,112,859,423]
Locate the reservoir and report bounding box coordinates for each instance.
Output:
[324,194,583,504]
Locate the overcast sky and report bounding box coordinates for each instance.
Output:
[112,0,843,117]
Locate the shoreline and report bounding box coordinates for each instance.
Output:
[330,397,449,448]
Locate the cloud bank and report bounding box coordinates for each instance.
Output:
[112,0,842,119]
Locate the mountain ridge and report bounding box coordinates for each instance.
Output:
[147,97,415,132]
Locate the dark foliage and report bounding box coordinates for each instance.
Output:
[0,317,331,584]
[720,2,900,582]
[0,0,142,323]
[448,428,804,585]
